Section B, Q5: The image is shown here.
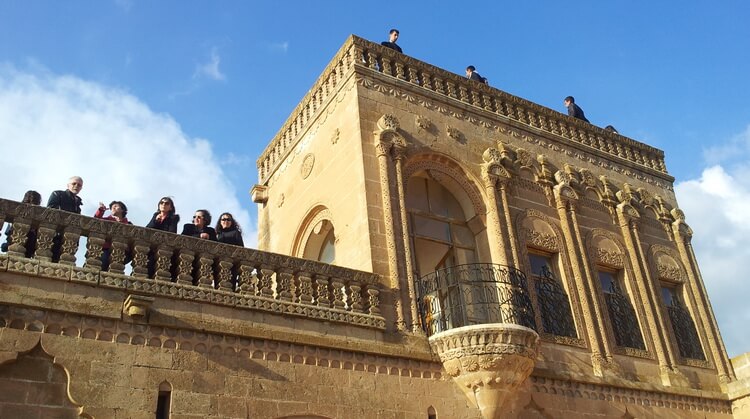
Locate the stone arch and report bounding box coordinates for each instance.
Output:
[403,152,486,219]
[0,340,89,418]
[291,205,336,263]
[649,245,686,285]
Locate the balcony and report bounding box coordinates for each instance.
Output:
[0,198,385,330]
[416,263,537,335]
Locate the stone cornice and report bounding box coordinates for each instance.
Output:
[257,35,674,187]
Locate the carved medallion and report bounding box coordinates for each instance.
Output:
[301,153,315,179]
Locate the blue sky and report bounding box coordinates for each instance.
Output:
[1,2,749,357]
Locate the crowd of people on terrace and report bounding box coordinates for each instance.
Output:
[1,176,244,270]
[380,29,619,133]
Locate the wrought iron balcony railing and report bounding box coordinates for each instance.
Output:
[416,263,536,336]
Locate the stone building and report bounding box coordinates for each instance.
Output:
[1,35,749,418]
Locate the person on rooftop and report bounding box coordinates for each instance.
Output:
[564,96,589,123]
[381,29,402,53]
[465,65,488,84]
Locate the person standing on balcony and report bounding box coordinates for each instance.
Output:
[47,176,83,213]
[465,65,488,84]
[47,176,83,262]
[146,197,180,233]
[94,200,132,271]
[1,190,42,257]
[563,96,589,123]
[215,212,244,247]
[381,29,402,53]
[182,209,217,241]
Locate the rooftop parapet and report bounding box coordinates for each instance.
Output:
[0,198,385,329]
[257,35,670,185]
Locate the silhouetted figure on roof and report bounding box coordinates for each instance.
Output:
[465,66,488,85]
[564,96,589,123]
[381,29,402,53]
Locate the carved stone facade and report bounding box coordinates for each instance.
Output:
[2,35,749,418]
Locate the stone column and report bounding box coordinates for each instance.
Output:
[392,143,421,333]
[617,203,685,386]
[375,130,405,330]
[554,184,616,376]
[480,163,509,267]
[671,209,735,383]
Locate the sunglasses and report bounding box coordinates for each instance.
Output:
[159,201,171,205]
[193,215,204,219]
[220,218,233,222]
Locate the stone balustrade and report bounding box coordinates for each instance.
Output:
[0,198,385,329]
[257,35,669,185]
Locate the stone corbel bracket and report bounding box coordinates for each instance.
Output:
[123,294,155,323]
[429,324,540,419]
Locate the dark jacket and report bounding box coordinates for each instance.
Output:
[181,224,217,241]
[47,190,82,213]
[567,103,590,123]
[146,212,180,233]
[217,228,244,247]
[380,41,402,53]
[468,71,488,84]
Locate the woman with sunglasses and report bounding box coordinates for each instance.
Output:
[215,212,244,247]
[146,197,180,233]
[181,209,217,241]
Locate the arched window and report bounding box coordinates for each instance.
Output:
[406,173,476,276]
[303,219,336,264]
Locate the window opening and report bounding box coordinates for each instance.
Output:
[528,252,577,338]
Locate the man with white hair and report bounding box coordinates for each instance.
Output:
[47,176,84,262]
[47,176,83,214]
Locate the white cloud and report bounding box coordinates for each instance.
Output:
[194,48,226,82]
[0,64,255,248]
[675,128,750,358]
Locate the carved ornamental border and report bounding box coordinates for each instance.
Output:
[530,376,731,414]
[0,304,440,380]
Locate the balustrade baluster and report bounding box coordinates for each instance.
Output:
[196,254,215,289]
[471,90,482,107]
[483,94,493,111]
[422,72,432,90]
[174,249,195,285]
[446,81,457,99]
[297,272,314,304]
[349,281,363,313]
[34,224,56,261]
[408,67,419,84]
[217,258,234,291]
[83,233,106,270]
[238,264,257,295]
[154,246,174,281]
[277,269,295,302]
[458,85,468,102]
[433,77,444,94]
[331,277,346,310]
[6,220,31,257]
[381,57,392,76]
[315,276,331,307]
[395,62,407,80]
[367,286,381,316]
[130,241,150,278]
[259,266,275,298]
[59,228,81,266]
[108,239,128,274]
